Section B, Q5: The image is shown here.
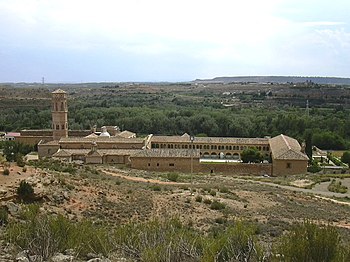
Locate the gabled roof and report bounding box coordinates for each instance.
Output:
[52,89,66,94]
[117,130,136,138]
[269,134,309,161]
[151,135,269,145]
[59,137,144,143]
[52,149,72,157]
[86,150,102,157]
[132,149,200,158]
[5,132,21,137]
[85,133,99,138]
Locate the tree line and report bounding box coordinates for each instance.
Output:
[1,95,350,150]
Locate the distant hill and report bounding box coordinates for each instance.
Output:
[194,76,350,85]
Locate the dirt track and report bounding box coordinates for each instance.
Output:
[101,169,190,185]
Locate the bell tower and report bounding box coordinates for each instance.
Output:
[52,89,68,140]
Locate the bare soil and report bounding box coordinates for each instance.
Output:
[1,164,350,243]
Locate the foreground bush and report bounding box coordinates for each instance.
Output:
[4,206,267,261]
[5,205,112,260]
[275,221,348,262]
[4,207,350,262]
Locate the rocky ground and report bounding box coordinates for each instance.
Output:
[1,163,350,261]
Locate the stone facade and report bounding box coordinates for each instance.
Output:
[131,149,272,176]
[272,159,308,176]
[269,134,309,176]
[33,89,309,176]
[51,89,68,141]
[150,134,270,160]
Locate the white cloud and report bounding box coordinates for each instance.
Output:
[1,0,350,81]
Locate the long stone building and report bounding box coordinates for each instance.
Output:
[31,89,308,176]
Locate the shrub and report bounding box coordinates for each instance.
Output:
[22,167,27,172]
[328,179,348,194]
[195,195,202,202]
[167,173,179,182]
[5,209,112,260]
[3,168,9,176]
[275,221,342,262]
[206,221,264,261]
[210,200,225,210]
[16,154,25,167]
[151,185,161,191]
[307,161,321,173]
[209,189,216,196]
[203,198,212,205]
[0,207,8,226]
[219,187,229,193]
[17,180,34,201]
[215,217,227,224]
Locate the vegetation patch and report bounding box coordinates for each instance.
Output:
[210,200,226,210]
[328,179,348,194]
[166,172,179,182]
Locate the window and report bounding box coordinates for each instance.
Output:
[148,163,150,167]
[286,163,292,169]
[157,163,160,166]
[169,163,174,166]
[56,125,60,130]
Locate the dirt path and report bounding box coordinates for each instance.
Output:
[227,177,350,201]
[101,170,190,185]
[101,169,350,206]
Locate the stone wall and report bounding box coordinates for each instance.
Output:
[38,144,60,158]
[272,159,308,176]
[16,136,53,146]
[199,162,272,176]
[131,157,201,173]
[131,156,271,176]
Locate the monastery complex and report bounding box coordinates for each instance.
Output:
[16,89,309,176]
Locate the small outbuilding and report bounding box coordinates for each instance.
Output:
[269,134,309,176]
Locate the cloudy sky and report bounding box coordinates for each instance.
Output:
[0,0,349,82]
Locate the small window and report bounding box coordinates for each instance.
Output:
[169,163,174,166]
[286,163,292,169]
[148,163,150,167]
[157,163,159,166]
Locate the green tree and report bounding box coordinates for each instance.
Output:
[341,151,350,166]
[16,153,25,167]
[241,147,263,163]
[17,181,34,201]
[304,130,313,162]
